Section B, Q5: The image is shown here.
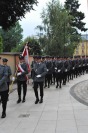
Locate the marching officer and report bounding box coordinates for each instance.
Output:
[44,56,53,88]
[55,57,64,88]
[32,56,47,104]
[2,58,12,100]
[16,55,28,103]
[63,57,70,85]
[31,55,37,79]
[0,57,8,118]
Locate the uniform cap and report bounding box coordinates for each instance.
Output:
[37,56,41,59]
[42,56,45,59]
[19,55,24,60]
[33,55,37,59]
[2,58,8,62]
[46,55,49,58]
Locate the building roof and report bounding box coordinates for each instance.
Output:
[81,34,88,41]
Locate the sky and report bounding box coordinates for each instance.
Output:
[19,0,88,39]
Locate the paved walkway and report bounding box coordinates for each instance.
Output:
[0,74,88,133]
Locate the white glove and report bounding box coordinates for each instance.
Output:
[55,67,57,70]
[36,75,41,78]
[73,67,74,70]
[17,72,22,76]
[58,70,61,72]
[65,69,67,72]
[47,69,49,71]
[12,77,15,81]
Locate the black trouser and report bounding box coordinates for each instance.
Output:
[7,82,10,98]
[45,74,52,87]
[17,80,27,99]
[75,68,78,78]
[63,72,67,84]
[53,72,56,84]
[0,90,8,114]
[56,72,62,88]
[34,82,43,99]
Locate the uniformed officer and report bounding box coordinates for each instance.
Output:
[16,55,28,103]
[55,57,64,88]
[32,56,47,104]
[0,57,8,118]
[2,58,12,100]
[31,55,37,79]
[63,57,70,85]
[44,56,53,88]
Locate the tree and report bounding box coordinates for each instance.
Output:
[64,0,87,32]
[0,22,23,52]
[0,36,3,53]
[37,0,75,56]
[0,0,38,30]
[12,36,42,55]
[35,0,85,56]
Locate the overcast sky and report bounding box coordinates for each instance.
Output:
[19,0,88,39]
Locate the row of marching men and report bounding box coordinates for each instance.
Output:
[0,54,88,118]
[31,55,88,90]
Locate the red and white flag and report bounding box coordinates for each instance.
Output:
[16,63,24,73]
[22,44,30,73]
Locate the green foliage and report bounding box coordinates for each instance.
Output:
[35,0,84,56]
[0,0,38,30]
[0,22,23,52]
[12,36,42,55]
[0,36,3,53]
[65,0,87,31]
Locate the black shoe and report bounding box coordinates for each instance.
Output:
[39,98,43,103]
[17,99,21,104]
[44,85,47,88]
[0,99,1,104]
[35,99,39,104]
[1,113,6,118]
[48,85,50,88]
[59,85,61,88]
[22,99,25,103]
[56,85,58,88]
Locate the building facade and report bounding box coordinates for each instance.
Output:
[74,34,88,57]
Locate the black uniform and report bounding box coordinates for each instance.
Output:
[16,56,28,103]
[45,60,53,88]
[55,60,64,88]
[0,64,8,118]
[32,57,47,104]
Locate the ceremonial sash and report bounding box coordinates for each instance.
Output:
[16,63,28,80]
[17,63,24,73]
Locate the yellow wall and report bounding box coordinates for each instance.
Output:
[74,40,88,57]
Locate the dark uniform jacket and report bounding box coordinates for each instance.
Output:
[55,60,64,73]
[17,63,28,81]
[31,61,37,79]
[33,62,47,82]
[0,65,8,92]
[45,60,53,74]
[6,65,12,82]
[63,60,70,72]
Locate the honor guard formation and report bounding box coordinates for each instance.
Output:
[0,54,88,118]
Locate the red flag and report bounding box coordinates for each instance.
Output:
[22,44,30,72]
